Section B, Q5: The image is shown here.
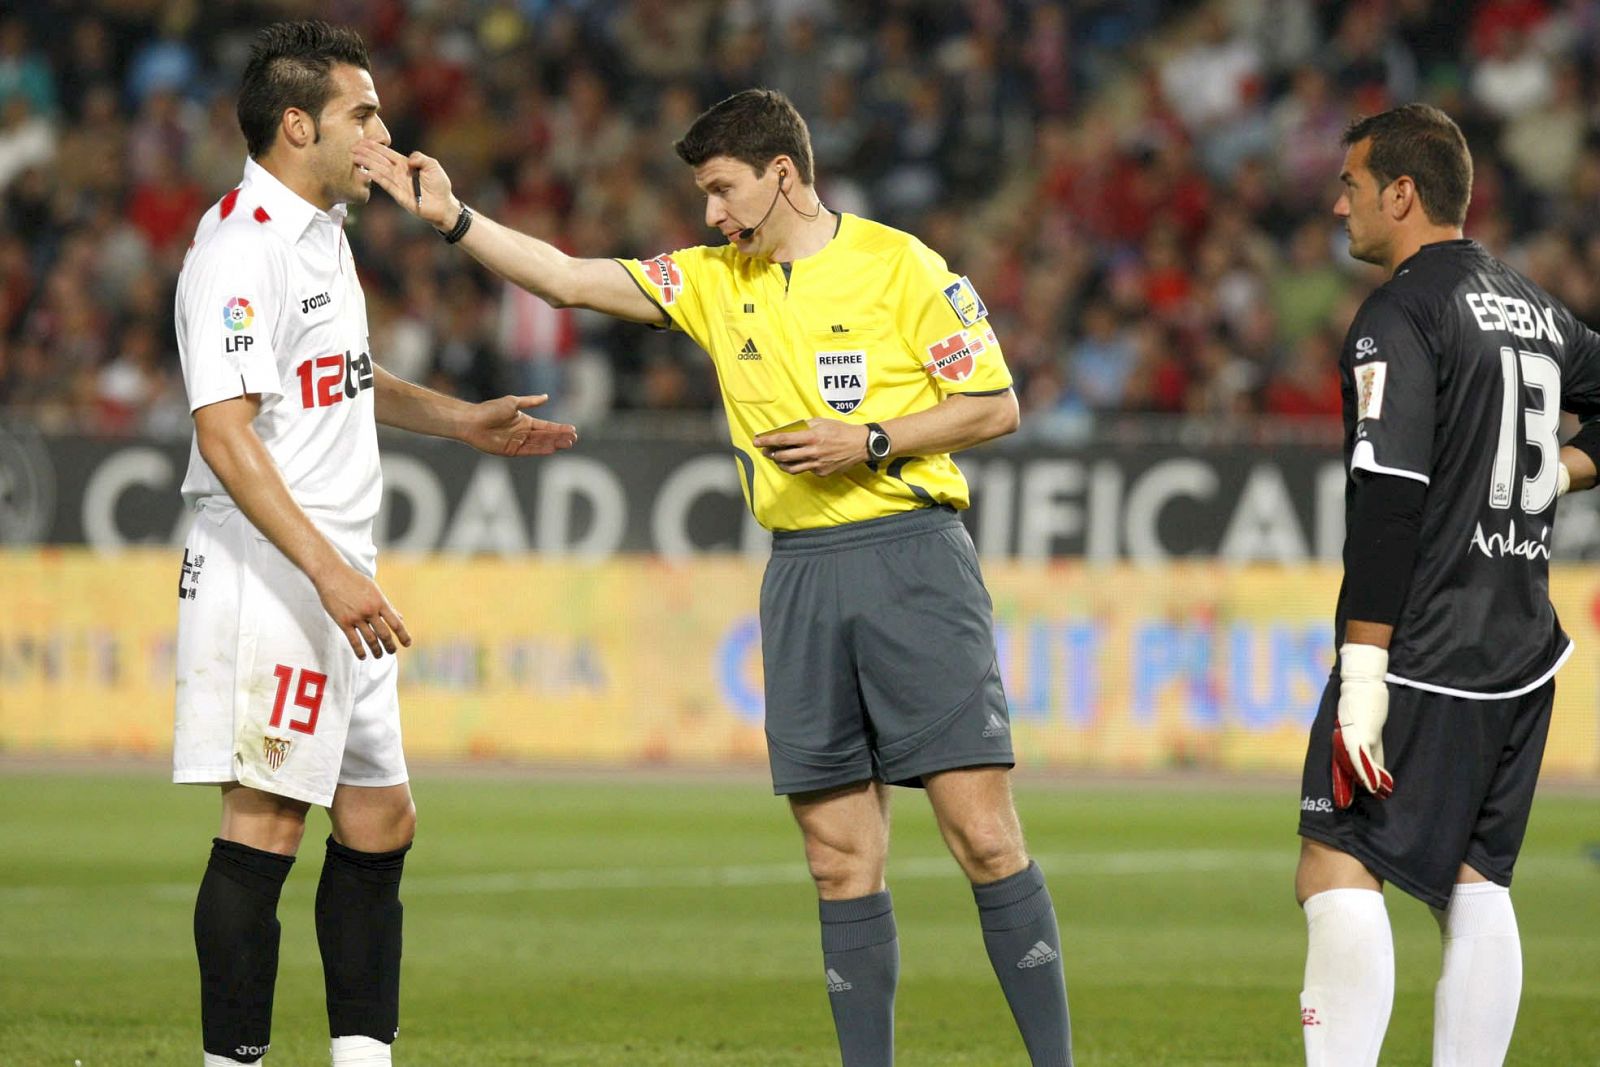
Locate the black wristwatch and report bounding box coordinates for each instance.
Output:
[865,422,892,461]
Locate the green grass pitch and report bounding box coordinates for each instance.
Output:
[1,769,1595,1065]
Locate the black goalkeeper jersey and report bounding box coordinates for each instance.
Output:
[1336,238,1600,697]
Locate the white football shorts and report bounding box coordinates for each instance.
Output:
[173,503,407,806]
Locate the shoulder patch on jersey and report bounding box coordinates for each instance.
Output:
[223,297,255,332]
[1355,361,1387,420]
[1355,336,1377,360]
[219,187,241,220]
[641,254,683,306]
[924,326,994,383]
[942,276,988,327]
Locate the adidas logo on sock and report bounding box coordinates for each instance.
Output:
[825,967,853,993]
[1016,941,1059,969]
[982,712,1009,738]
[738,338,762,361]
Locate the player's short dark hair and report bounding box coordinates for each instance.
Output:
[1342,104,1472,227]
[237,20,371,158]
[674,89,816,186]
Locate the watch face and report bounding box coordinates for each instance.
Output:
[869,431,890,459]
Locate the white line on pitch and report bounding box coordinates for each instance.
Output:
[0,850,1290,904]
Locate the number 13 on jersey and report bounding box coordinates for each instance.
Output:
[1492,347,1562,513]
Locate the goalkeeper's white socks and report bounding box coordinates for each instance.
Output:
[1433,882,1521,1066]
[331,1036,392,1065]
[1300,888,1393,1067]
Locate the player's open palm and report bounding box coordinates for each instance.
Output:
[316,563,413,660]
[462,394,579,456]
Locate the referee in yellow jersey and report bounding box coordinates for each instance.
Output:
[355,88,1073,1067]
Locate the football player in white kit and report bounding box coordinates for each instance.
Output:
[171,21,576,1067]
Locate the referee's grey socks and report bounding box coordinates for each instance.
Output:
[195,837,295,1064]
[316,835,410,1052]
[974,860,1074,1067]
[820,889,899,1067]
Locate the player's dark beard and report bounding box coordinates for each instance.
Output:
[326,147,370,207]
[1346,218,1382,267]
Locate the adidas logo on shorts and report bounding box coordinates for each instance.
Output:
[982,713,1009,738]
[825,968,853,993]
[1017,941,1059,969]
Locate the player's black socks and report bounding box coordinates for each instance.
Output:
[315,835,410,1043]
[973,861,1074,1067]
[819,889,899,1067]
[194,837,295,1063]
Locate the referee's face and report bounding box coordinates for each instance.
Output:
[317,63,391,208]
[1334,138,1388,267]
[693,156,777,251]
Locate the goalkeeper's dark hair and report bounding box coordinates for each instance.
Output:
[238,20,371,158]
[1342,104,1472,227]
[674,89,815,186]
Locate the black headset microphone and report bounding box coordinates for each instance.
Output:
[737,168,787,241]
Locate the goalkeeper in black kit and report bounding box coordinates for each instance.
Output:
[1294,103,1600,1067]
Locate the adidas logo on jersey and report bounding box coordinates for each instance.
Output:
[738,338,762,361]
[825,968,853,993]
[1017,941,1059,969]
[982,713,1009,738]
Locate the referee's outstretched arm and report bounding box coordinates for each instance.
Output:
[353,141,662,325]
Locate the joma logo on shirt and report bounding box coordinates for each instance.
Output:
[300,292,331,314]
[295,349,374,409]
[1464,292,1563,344]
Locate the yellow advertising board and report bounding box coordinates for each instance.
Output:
[1,550,1597,776]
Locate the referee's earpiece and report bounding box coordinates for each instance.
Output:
[737,166,792,241]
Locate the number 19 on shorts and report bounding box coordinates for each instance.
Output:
[269,665,327,735]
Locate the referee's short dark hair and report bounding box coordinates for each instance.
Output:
[1343,104,1472,227]
[238,20,371,159]
[674,89,816,186]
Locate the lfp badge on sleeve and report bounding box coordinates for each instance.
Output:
[942,276,988,327]
[816,349,867,414]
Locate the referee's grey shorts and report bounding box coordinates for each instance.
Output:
[760,504,1014,796]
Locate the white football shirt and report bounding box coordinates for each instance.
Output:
[175,157,380,574]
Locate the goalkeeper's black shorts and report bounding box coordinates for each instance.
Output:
[1296,672,1555,910]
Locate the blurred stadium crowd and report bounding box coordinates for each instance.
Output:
[5,0,1600,439]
